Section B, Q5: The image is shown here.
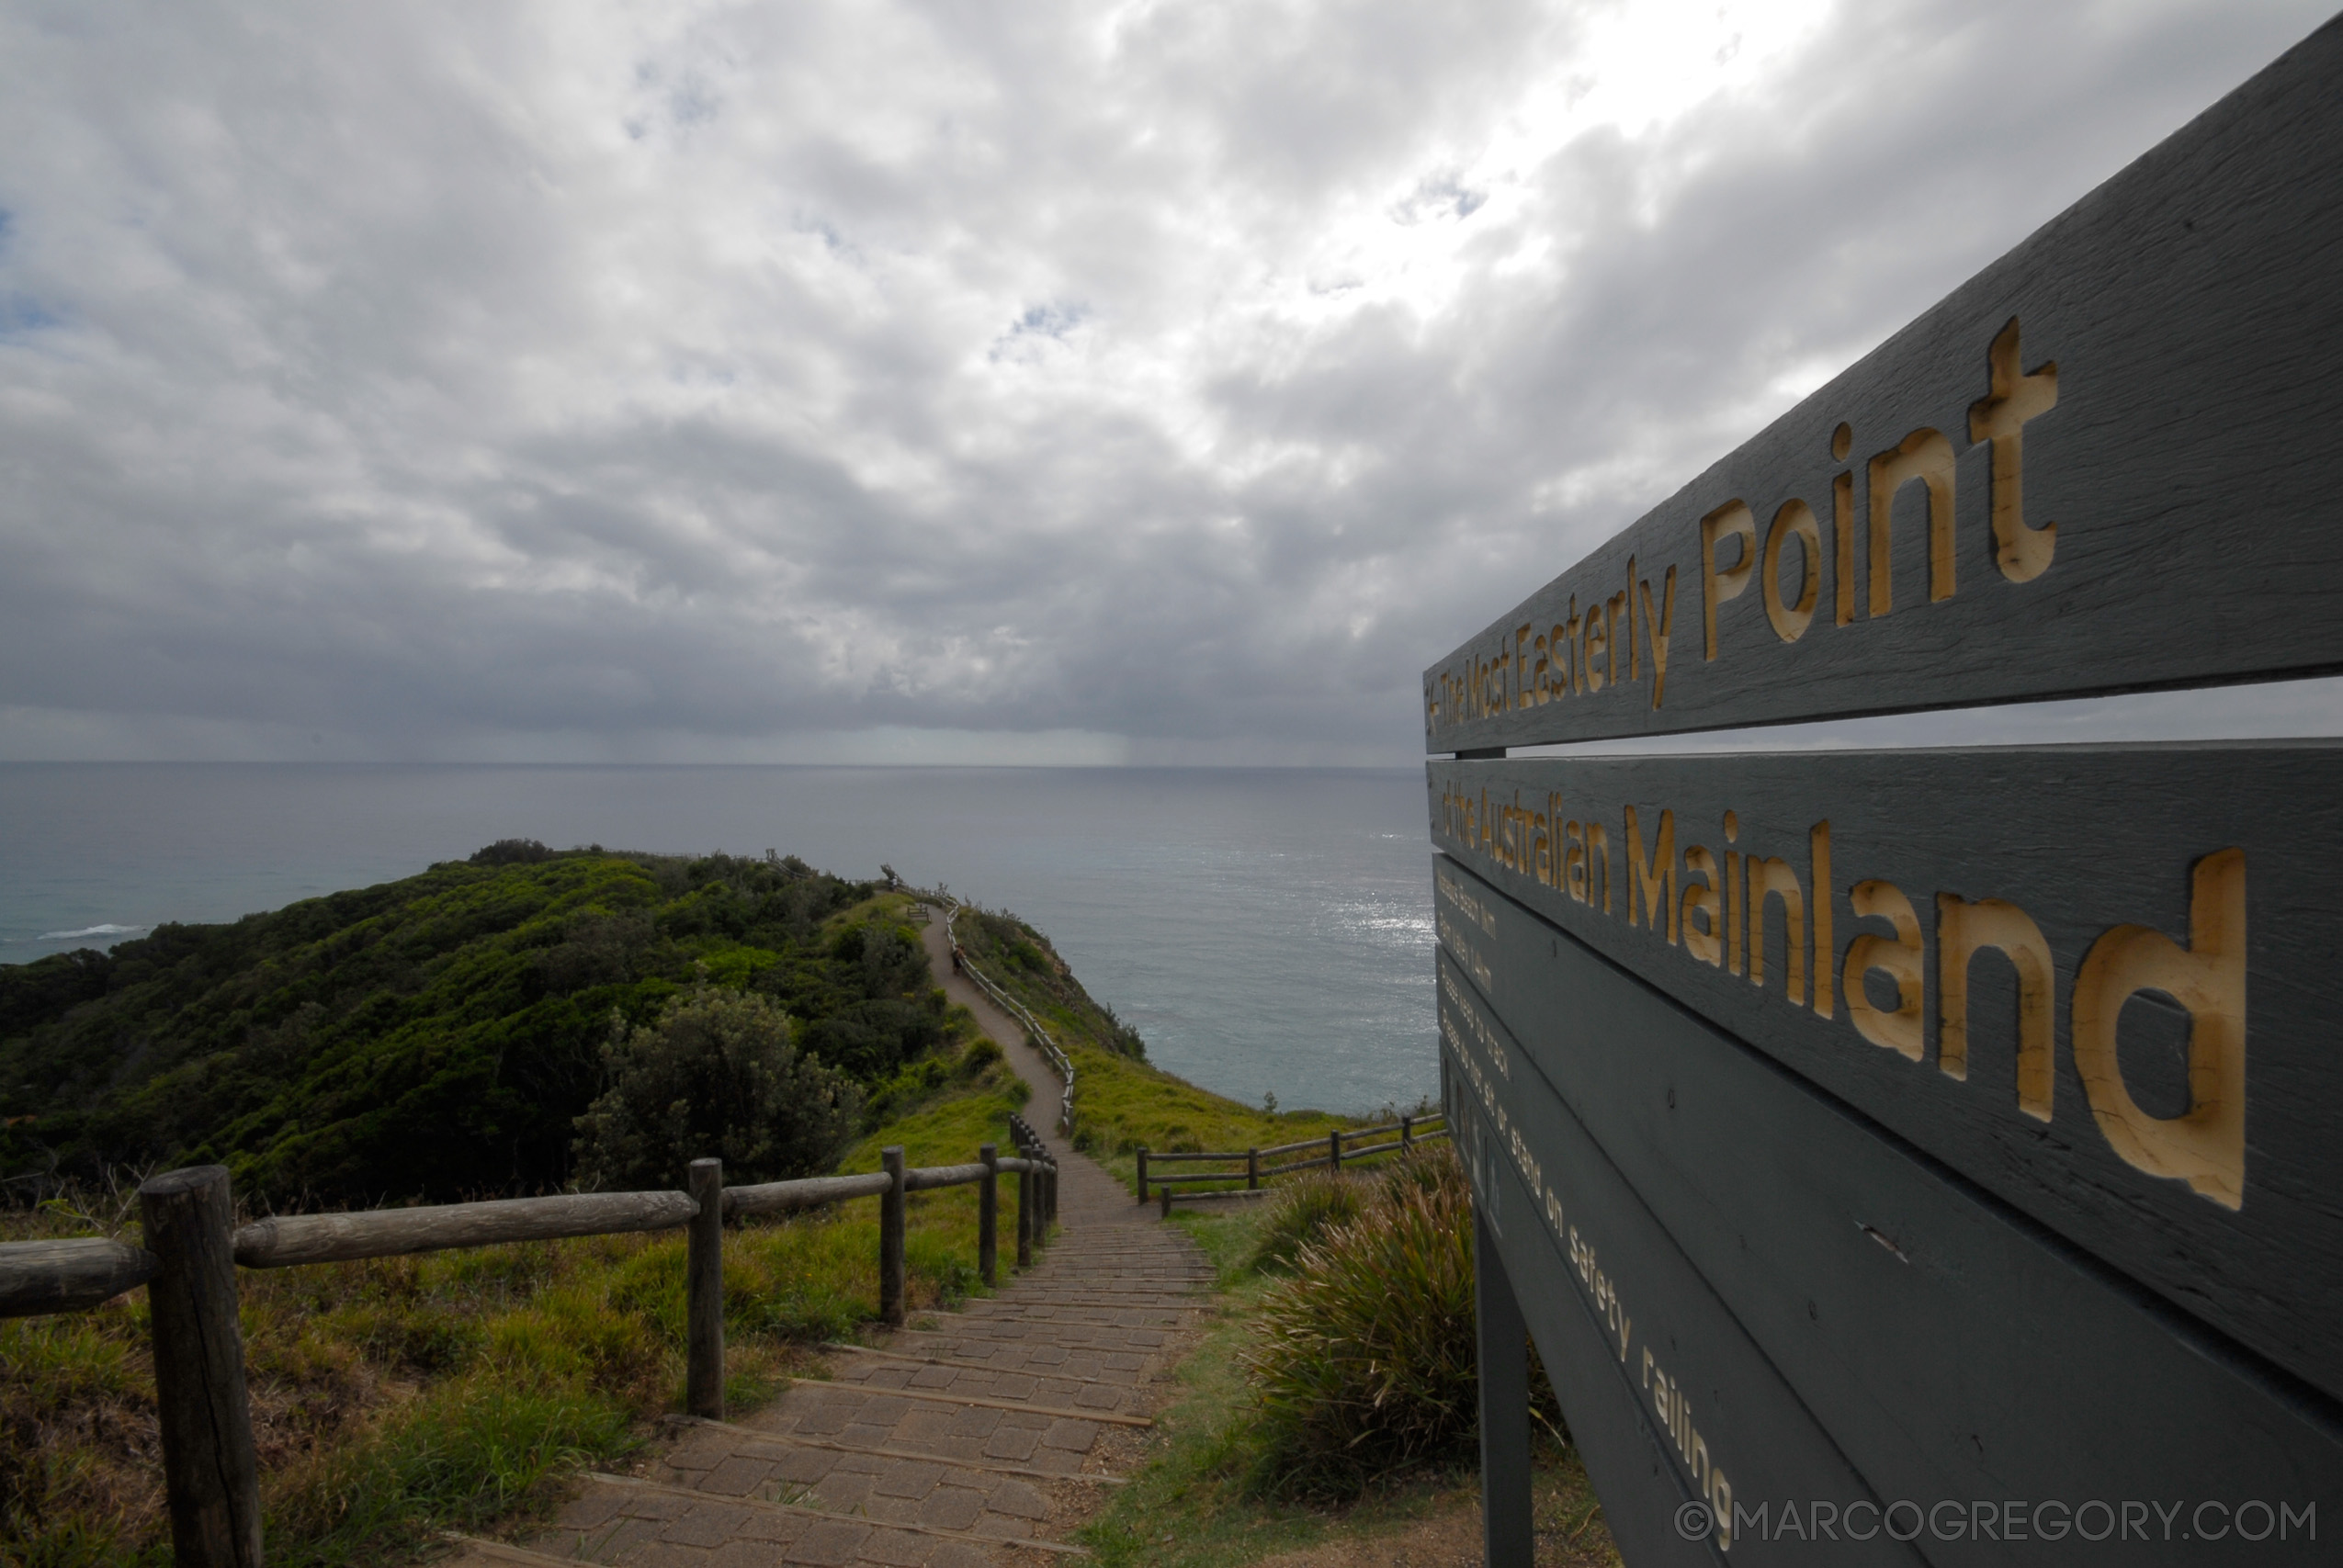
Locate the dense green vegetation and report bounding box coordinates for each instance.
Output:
[0,843,956,1204]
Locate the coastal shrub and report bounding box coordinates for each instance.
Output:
[800,996,944,1080]
[0,848,936,1204]
[572,989,861,1190]
[1242,1169,1369,1275]
[469,838,557,865]
[1239,1147,1479,1497]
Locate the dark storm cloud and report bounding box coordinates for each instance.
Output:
[0,0,2332,762]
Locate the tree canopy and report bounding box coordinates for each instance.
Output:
[0,846,953,1205]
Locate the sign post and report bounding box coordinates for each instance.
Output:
[1430,17,2343,1562]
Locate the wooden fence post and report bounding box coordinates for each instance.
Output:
[1137,1147,1149,1204]
[1247,1148,1259,1190]
[686,1157,724,1420]
[139,1166,262,1568]
[1401,1115,1413,1150]
[1044,1163,1057,1230]
[1330,1129,1342,1175]
[1159,1183,1172,1220]
[979,1144,999,1287]
[1016,1166,1034,1269]
[879,1146,906,1326]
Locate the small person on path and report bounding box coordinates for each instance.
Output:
[951,943,964,974]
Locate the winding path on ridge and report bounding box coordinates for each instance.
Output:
[452,903,1205,1568]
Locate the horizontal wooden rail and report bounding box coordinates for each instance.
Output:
[902,1161,989,1191]
[1136,1115,1447,1202]
[0,1237,159,1318]
[1145,1120,1449,1168]
[1256,1134,1339,1159]
[9,1100,1065,1568]
[234,1190,698,1268]
[945,899,1077,1138]
[725,1171,892,1219]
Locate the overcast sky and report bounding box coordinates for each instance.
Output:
[1,0,2334,767]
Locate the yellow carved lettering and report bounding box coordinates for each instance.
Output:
[1701,500,1756,660]
[1844,879,1924,1060]
[1937,894,2056,1121]
[1867,429,1955,614]
[1968,316,2057,583]
[2071,849,2246,1209]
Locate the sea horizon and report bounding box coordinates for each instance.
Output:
[0,761,1438,1117]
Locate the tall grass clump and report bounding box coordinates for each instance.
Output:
[1241,1169,1369,1276]
[1235,1147,1562,1502]
[1239,1147,1479,1497]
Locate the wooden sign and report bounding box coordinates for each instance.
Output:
[1439,969,1905,1564]
[1429,17,2343,1563]
[1429,743,2343,1400]
[1440,863,2343,1562]
[1423,18,2343,754]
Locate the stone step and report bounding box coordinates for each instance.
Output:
[663,1414,1128,1485]
[577,1469,1092,1559]
[781,1377,1154,1427]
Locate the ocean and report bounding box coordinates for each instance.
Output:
[0,763,1436,1115]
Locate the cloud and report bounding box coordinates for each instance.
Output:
[0,0,2332,762]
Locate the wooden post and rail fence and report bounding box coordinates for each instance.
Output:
[943,898,1077,1138]
[0,1130,1060,1568]
[1135,1111,1447,1214]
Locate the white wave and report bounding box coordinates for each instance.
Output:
[34,923,149,942]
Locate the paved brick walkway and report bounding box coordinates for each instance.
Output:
[454,906,1204,1566]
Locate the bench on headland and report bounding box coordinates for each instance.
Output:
[0,1119,1061,1568]
[1136,1112,1449,1213]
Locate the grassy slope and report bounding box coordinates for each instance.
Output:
[945,904,1428,1182]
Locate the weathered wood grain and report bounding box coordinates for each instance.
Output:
[233,1189,696,1267]
[686,1159,724,1422]
[0,1237,157,1318]
[1423,16,2343,752]
[1439,864,2343,1552]
[1443,1026,1911,1564]
[900,1161,989,1191]
[1430,743,2343,1400]
[979,1144,1000,1287]
[879,1146,906,1327]
[141,1166,263,1568]
[723,1171,892,1218]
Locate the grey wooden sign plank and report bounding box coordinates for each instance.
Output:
[1426,745,2343,1402]
[1439,869,2343,1559]
[1422,16,2343,753]
[1441,1028,1913,1563]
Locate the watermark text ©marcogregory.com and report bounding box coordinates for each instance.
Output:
[1673,1497,2315,1549]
